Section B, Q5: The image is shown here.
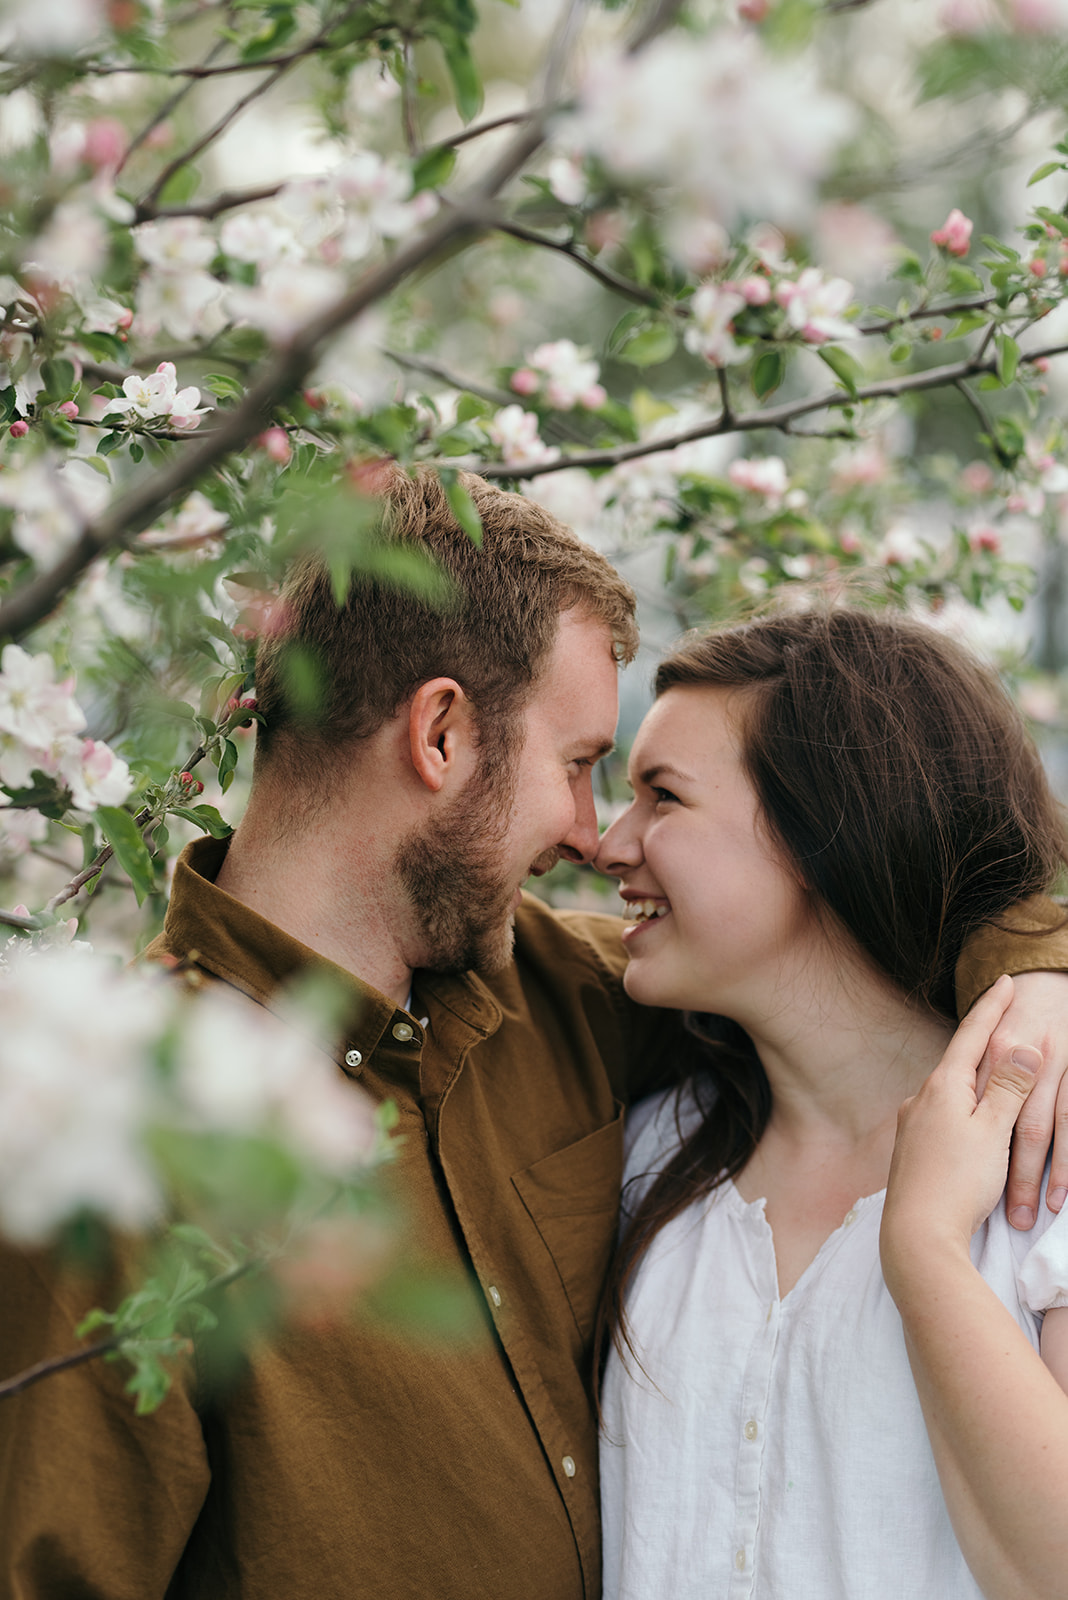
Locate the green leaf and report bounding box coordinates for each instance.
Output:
[39,358,75,402]
[751,349,786,400]
[442,36,482,123]
[217,738,239,794]
[411,145,456,193]
[1029,161,1065,186]
[945,265,983,294]
[893,252,924,284]
[157,164,201,207]
[97,430,123,456]
[456,393,490,423]
[96,806,156,906]
[619,325,677,368]
[169,804,233,839]
[996,331,1020,386]
[205,373,246,403]
[0,386,16,422]
[817,345,861,397]
[607,308,648,357]
[129,442,144,464]
[946,311,989,340]
[443,478,483,544]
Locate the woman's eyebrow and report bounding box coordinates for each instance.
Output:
[637,762,696,787]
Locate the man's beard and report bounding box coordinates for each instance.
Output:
[394,756,523,977]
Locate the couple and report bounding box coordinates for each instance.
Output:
[2,465,1068,1599]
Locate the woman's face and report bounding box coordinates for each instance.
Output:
[595,685,813,1020]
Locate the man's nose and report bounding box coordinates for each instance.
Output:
[558,773,601,865]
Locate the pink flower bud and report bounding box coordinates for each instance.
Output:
[739,275,772,305]
[969,526,1001,553]
[57,401,79,419]
[510,368,539,397]
[9,419,28,438]
[930,208,973,257]
[179,771,204,794]
[961,460,995,494]
[240,696,257,711]
[579,384,607,410]
[83,117,126,172]
[1030,257,1048,278]
[1033,356,1051,373]
[738,0,771,17]
[256,426,292,464]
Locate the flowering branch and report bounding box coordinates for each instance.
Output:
[0,1336,121,1399]
[474,339,1068,479]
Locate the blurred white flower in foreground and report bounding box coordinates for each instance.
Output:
[0,643,131,810]
[570,26,852,231]
[0,948,381,1245]
[0,454,110,566]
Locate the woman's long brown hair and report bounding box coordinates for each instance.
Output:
[601,605,1068,1372]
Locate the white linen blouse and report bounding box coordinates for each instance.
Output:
[600,1083,1068,1600]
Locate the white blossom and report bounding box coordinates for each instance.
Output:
[135,269,226,343]
[570,27,852,231]
[0,0,107,56]
[333,150,434,261]
[219,209,300,268]
[133,217,216,272]
[729,455,790,505]
[57,737,133,811]
[487,406,559,469]
[0,455,110,566]
[0,806,47,858]
[227,262,345,344]
[776,267,856,344]
[103,361,210,431]
[684,282,748,366]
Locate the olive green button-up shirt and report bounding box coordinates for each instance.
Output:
[0,838,1063,1600]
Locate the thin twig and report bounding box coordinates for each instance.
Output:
[149,183,285,221]
[136,1,368,219]
[490,218,661,308]
[118,33,231,175]
[400,41,420,159]
[0,1337,121,1399]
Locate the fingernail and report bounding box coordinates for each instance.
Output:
[1011,1046,1043,1073]
[1009,1205,1035,1229]
[1049,1187,1067,1214]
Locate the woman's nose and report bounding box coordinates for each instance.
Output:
[593,805,642,878]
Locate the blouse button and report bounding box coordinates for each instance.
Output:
[735,1549,746,1571]
[844,1208,858,1226]
[743,1419,758,1441]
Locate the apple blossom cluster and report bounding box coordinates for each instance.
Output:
[684,260,856,367]
[0,945,380,1245]
[509,340,607,411]
[940,0,1068,33]
[0,644,132,814]
[0,455,110,568]
[103,361,209,433]
[567,25,852,236]
[486,406,559,470]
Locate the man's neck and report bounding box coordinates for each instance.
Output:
[214,822,415,1008]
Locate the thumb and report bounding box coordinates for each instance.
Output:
[976,1044,1042,1120]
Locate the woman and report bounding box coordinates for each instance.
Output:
[596,606,1068,1600]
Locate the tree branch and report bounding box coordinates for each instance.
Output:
[489,218,661,307]
[471,341,1068,480]
[0,1337,120,1399]
[118,34,231,175]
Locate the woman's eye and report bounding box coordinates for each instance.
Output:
[653,787,677,805]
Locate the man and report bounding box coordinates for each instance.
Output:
[2,466,1068,1598]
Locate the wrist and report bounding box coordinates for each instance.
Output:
[880,1213,973,1308]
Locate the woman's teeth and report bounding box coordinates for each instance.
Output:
[627,899,668,923]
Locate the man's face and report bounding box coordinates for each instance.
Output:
[395,610,620,975]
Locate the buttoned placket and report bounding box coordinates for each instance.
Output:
[728,1196,781,1599]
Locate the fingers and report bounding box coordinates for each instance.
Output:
[941,973,1016,1085]
[1003,1046,1052,1228]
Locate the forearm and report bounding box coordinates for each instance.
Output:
[890,1245,1068,1600]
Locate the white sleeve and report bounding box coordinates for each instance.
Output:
[620,1078,713,1224]
[1017,1199,1068,1313]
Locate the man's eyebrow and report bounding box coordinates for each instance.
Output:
[576,739,615,761]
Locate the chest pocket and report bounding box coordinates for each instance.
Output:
[511,1107,624,1343]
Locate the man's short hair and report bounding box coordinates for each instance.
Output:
[253,465,638,784]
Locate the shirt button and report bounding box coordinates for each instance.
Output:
[392,1021,414,1042]
[735,1548,746,1572]
[743,1419,758,1441]
[344,1049,362,1068]
[844,1208,857,1226]
[487,1285,502,1308]
[562,1456,576,1478]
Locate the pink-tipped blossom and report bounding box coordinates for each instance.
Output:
[960,460,995,494]
[487,406,559,470]
[968,526,1001,553]
[776,267,855,344]
[103,361,209,431]
[728,455,789,505]
[83,117,126,172]
[930,208,973,257]
[8,420,28,438]
[57,401,78,420]
[510,368,539,397]
[257,426,292,465]
[684,282,748,366]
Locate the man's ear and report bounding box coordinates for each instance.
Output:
[408,678,478,793]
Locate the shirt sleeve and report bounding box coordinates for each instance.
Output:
[955,894,1068,1015]
[1017,1201,1068,1314]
